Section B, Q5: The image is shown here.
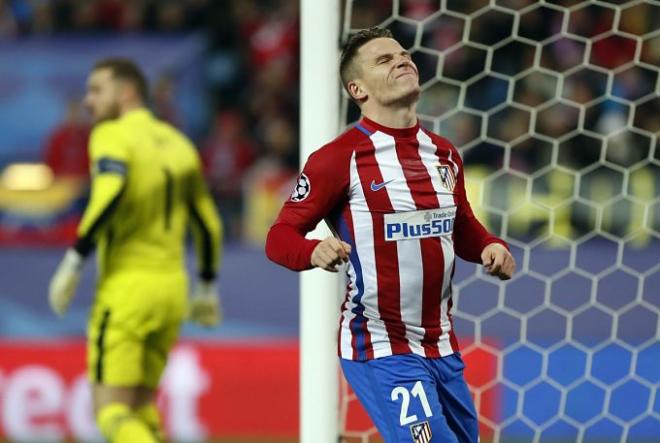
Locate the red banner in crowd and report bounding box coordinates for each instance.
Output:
[0,340,497,441]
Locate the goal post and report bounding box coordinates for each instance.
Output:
[299,0,341,442]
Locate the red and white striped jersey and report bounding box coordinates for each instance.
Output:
[266,117,507,361]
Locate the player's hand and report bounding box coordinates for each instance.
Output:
[48,249,84,316]
[481,243,516,280]
[189,280,222,327]
[311,237,352,272]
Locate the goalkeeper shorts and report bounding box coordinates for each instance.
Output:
[87,270,187,388]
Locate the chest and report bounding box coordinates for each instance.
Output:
[349,137,457,213]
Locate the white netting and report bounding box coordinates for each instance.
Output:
[339,1,660,442]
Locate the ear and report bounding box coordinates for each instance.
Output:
[347,80,367,102]
[115,80,130,102]
[117,80,139,104]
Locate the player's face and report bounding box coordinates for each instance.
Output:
[85,68,121,124]
[354,37,420,106]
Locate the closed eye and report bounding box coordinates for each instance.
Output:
[376,54,393,65]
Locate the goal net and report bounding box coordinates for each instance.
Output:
[338,1,660,442]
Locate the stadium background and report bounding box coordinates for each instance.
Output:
[0,0,658,442]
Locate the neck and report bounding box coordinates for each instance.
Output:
[360,102,418,129]
[119,101,144,116]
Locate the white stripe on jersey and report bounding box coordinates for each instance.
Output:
[418,130,457,356]
[347,150,392,358]
[438,276,454,357]
[370,131,426,357]
[339,262,359,359]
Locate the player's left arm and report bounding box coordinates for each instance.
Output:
[450,147,515,280]
[187,156,223,327]
[188,159,223,281]
[480,242,515,281]
[48,124,128,316]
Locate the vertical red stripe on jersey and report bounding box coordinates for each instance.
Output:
[341,205,374,360]
[395,137,444,358]
[355,143,410,355]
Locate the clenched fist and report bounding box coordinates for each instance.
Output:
[311,237,352,272]
[481,243,516,280]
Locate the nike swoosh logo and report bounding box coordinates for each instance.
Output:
[370,179,394,192]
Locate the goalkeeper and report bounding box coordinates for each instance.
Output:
[48,58,222,443]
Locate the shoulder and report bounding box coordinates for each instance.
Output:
[88,121,129,158]
[307,125,369,164]
[90,120,122,142]
[155,119,199,159]
[155,119,193,147]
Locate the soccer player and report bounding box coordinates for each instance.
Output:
[266,27,515,442]
[48,59,222,443]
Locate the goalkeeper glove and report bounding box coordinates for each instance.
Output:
[189,279,222,327]
[48,249,84,316]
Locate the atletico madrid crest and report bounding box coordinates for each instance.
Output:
[410,421,432,443]
[436,163,456,192]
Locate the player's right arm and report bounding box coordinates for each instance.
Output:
[265,144,351,272]
[74,124,128,257]
[49,123,128,316]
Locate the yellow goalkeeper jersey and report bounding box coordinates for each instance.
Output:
[74,108,222,281]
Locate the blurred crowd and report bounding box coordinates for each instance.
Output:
[1,0,214,34]
[2,0,658,242]
[2,0,299,242]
